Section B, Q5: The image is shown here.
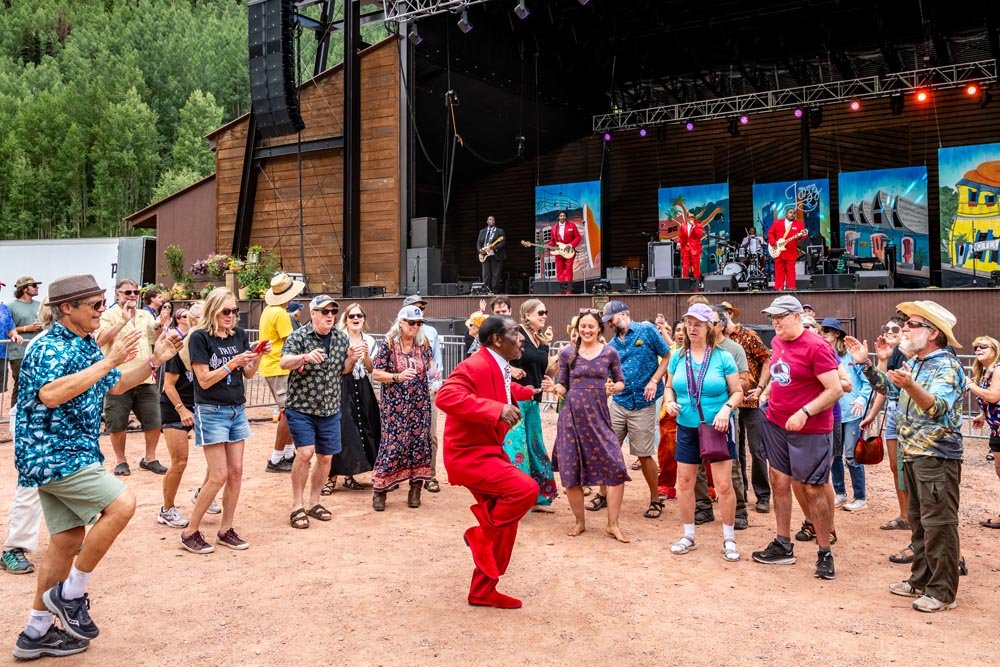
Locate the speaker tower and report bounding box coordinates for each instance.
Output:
[248,0,305,138]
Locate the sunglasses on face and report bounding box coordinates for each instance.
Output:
[881,325,901,334]
[974,344,992,351]
[220,308,239,317]
[404,319,422,326]
[535,310,548,317]
[317,308,338,316]
[348,312,365,320]
[904,320,933,330]
[118,289,139,296]
[176,314,188,320]
[821,327,838,335]
[79,299,106,311]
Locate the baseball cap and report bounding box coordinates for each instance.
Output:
[761,295,804,316]
[820,317,846,335]
[397,305,426,322]
[309,295,339,311]
[286,301,303,313]
[601,300,629,322]
[683,303,715,322]
[403,294,428,307]
[15,276,41,289]
[802,303,815,310]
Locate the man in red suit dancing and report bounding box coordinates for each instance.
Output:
[547,211,582,295]
[676,214,705,280]
[767,206,806,291]
[435,316,539,609]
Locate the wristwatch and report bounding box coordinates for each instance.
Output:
[800,406,811,417]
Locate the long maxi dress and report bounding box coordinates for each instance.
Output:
[332,333,382,478]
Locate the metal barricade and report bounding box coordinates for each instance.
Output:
[0,338,9,427]
[243,329,278,411]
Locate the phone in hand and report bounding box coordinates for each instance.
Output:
[253,340,268,354]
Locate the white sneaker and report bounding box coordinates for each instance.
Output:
[834,494,849,508]
[844,499,868,512]
[193,488,223,515]
[157,506,189,528]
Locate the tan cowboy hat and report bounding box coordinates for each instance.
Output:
[719,301,741,319]
[265,273,305,306]
[897,300,962,349]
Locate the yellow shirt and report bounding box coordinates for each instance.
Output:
[258,304,293,377]
[97,306,156,385]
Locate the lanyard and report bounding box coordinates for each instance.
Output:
[685,347,713,409]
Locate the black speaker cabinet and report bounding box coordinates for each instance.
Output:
[854,270,892,290]
[248,0,305,138]
[406,248,442,295]
[410,217,438,248]
[703,274,737,292]
[654,277,695,293]
[606,267,628,292]
[530,279,561,295]
[809,273,855,290]
[423,317,468,337]
[430,282,459,297]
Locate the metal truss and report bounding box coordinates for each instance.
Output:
[382,0,493,23]
[593,60,998,132]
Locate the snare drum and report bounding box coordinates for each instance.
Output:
[736,247,748,261]
[722,262,745,277]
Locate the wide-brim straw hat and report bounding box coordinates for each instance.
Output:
[265,273,306,306]
[897,301,962,349]
[719,301,741,319]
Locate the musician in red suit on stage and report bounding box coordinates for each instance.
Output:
[767,206,807,290]
[547,211,582,295]
[676,215,705,280]
[435,315,540,609]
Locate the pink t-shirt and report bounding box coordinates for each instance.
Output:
[765,329,839,434]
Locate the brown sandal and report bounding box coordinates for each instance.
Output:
[306,504,332,521]
[290,508,309,529]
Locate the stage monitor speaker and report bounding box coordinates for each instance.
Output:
[530,279,561,295]
[606,267,628,292]
[648,241,675,279]
[348,285,386,299]
[424,317,468,337]
[248,0,305,138]
[430,282,459,296]
[654,277,695,293]
[809,273,855,290]
[410,217,438,248]
[703,274,737,292]
[406,247,441,295]
[854,270,892,290]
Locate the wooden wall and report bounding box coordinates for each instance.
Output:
[444,87,1000,283]
[212,38,401,294]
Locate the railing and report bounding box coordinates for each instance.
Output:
[0,338,9,428]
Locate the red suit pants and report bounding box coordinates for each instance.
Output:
[773,256,797,290]
[681,244,702,279]
[554,254,574,284]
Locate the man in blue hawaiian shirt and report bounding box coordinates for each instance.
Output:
[12,275,182,660]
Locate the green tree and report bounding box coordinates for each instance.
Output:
[172,90,223,176]
[152,167,202,204]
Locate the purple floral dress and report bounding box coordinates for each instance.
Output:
[371,338,433,492]
[553,344,631,488]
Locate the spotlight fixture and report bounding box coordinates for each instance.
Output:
[809,107,823,128]
[685,121,695,131]
[849,99,861,111]
[578,0,591,5]
[603,132,612,142]
[513,1,530,20]
[739,114,750,125]
[727,117,740,137]
[889,93,904,115]
[979,85,992,109]
[407,22,423,46]
[915,89,930,103]
[457,10,473,33]
[793,107,804,118]
[965,83,979,96]
[638,127,647,137]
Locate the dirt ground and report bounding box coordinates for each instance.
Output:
[1,408,999,667]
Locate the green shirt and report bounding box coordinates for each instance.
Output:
[6,299,41,360]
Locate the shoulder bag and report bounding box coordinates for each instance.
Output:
[687,348,730,461]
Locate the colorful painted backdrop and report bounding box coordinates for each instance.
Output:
[751,179,831,245]
[939,142,1000,286]
[534,181,602,281]
[657,183,730,275]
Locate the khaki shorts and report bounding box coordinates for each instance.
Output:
[38,463,128,535]
[264,375,288,409]
[610,401,658,457]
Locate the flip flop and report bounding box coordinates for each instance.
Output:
[979,518,1000,529]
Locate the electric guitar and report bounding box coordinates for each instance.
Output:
[768,229,808,258]
[520,240,576,259]
[478,235,505,263]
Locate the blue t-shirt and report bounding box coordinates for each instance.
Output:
[668,346,738,429]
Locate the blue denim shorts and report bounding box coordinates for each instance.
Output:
[285,408,342,456]
[194,403,252,447]
[884,400,899,440]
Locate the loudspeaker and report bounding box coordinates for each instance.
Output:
[530,279,561,294]
[347,286,387,299]
[854,270,892,289]
[654,277,695,292]
[248,0,305,138]
[648,241,675,278]
[406,248,441,295]
[809,273,855,290]
[409,217,438,248]
[703,274,737,292]
[606,267,627,292]
[424,317,468,337]
[430,282,459,296]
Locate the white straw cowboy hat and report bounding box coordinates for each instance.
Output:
[897,300,962,349]
[265,272,305,306]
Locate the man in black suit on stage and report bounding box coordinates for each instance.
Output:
[477,216,505,293]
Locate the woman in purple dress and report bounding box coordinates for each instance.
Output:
[543,310,629,543]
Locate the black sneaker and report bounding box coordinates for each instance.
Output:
[694,509,715,525]
[139,458,168,475]
[794,520,815,541]
[42,582,99,640]
[752,539,796,565]
[265,459,292,473]
[815,550,836,580]
[734,515,749,530]
[12,624,89,660]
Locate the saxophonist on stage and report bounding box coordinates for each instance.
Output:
[477,215,506,293]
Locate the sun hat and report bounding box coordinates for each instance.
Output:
[397,305,426,322]
[309,295,339,311]
[683,303,715,322]
[265,273,306,306]
[718,301,741,319]
[44,274,105,306]
[761,295,804,315]
[820,317,847,336]
[896,300,962,349]
[601,300,629,322]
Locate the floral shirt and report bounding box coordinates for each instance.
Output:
[609,321,670,410]
[863,349,964,460]
[730,325,770,409]
[0,304,14,357]
[282,324,349,417]
[14,322,121,487]
[976,362,1000,437]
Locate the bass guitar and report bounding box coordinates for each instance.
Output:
[478,235,505,263]
[767,229,808,259]
[520,240,576,259]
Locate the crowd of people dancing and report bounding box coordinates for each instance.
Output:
[1,272,998,657]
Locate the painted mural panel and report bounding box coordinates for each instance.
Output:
[751,179,831,245]
[657,183,730,276]
[533,181,602,281]
[939,142,1000,286]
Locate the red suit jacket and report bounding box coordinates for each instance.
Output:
[547,221,582,249]
[436,347,535,478]
[767,218,806,261]
[676,220,704,253]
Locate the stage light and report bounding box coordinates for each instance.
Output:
[739,114,749,125]
[638,127,647,137]
[915,89,930,103]
[809,107,823,128]
[685,121,695,131]
[889,93,904,115]
[979,85,992,109]
[793,107,804,118]
[577,0,590,5]
[407,23,423,46]
[457,10,473,33]
[513,1,530,20]
[727,117,740,137]
[849,99,861,111]
[603,132,612,142]
[965,83,979,96]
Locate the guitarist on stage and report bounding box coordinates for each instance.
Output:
[767,206,806,291]
[548,211,582,295]
[477,215,506,293]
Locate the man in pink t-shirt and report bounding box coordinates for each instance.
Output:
[751,295,843,581]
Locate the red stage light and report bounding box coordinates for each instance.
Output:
[849,99,861,111]
[915,89,930,103]
[966,83,979,96]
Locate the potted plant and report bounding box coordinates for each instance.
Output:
[164,245,193,299]
[200,282,216,299]
[246,244,262,264]
[237,250,279,300]
[204,253,232,279]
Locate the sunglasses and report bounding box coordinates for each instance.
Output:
[881,325,902,334]
[220,308,240,317]
[404,319,423,326]
[348,312,365,319]
[535,310,548,317]
[821,327,840,335]
[176,314,188,320]
[904,320,934,330]
[318,308,338,316]
[118,289,139,296]
[974,344,993,351]
[79,299,106,311]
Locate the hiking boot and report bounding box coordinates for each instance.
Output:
[755,499,770,513]
[408,483,422,508]
[752,539,796,565]
[373,492,387,512]
[42,581,99,640]
[139,458,168,475]
[912,595,957,613]
[157,506,189,529]
[180,530,214,554]
[795,520,816,541]
[815,550,836,580]
[1,547,35,574]
[12,625,89,660]
[216,528,249,550]
[265,459,292,473]
[735,516,749,530]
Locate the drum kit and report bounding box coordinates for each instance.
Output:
[715,241,768,289]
